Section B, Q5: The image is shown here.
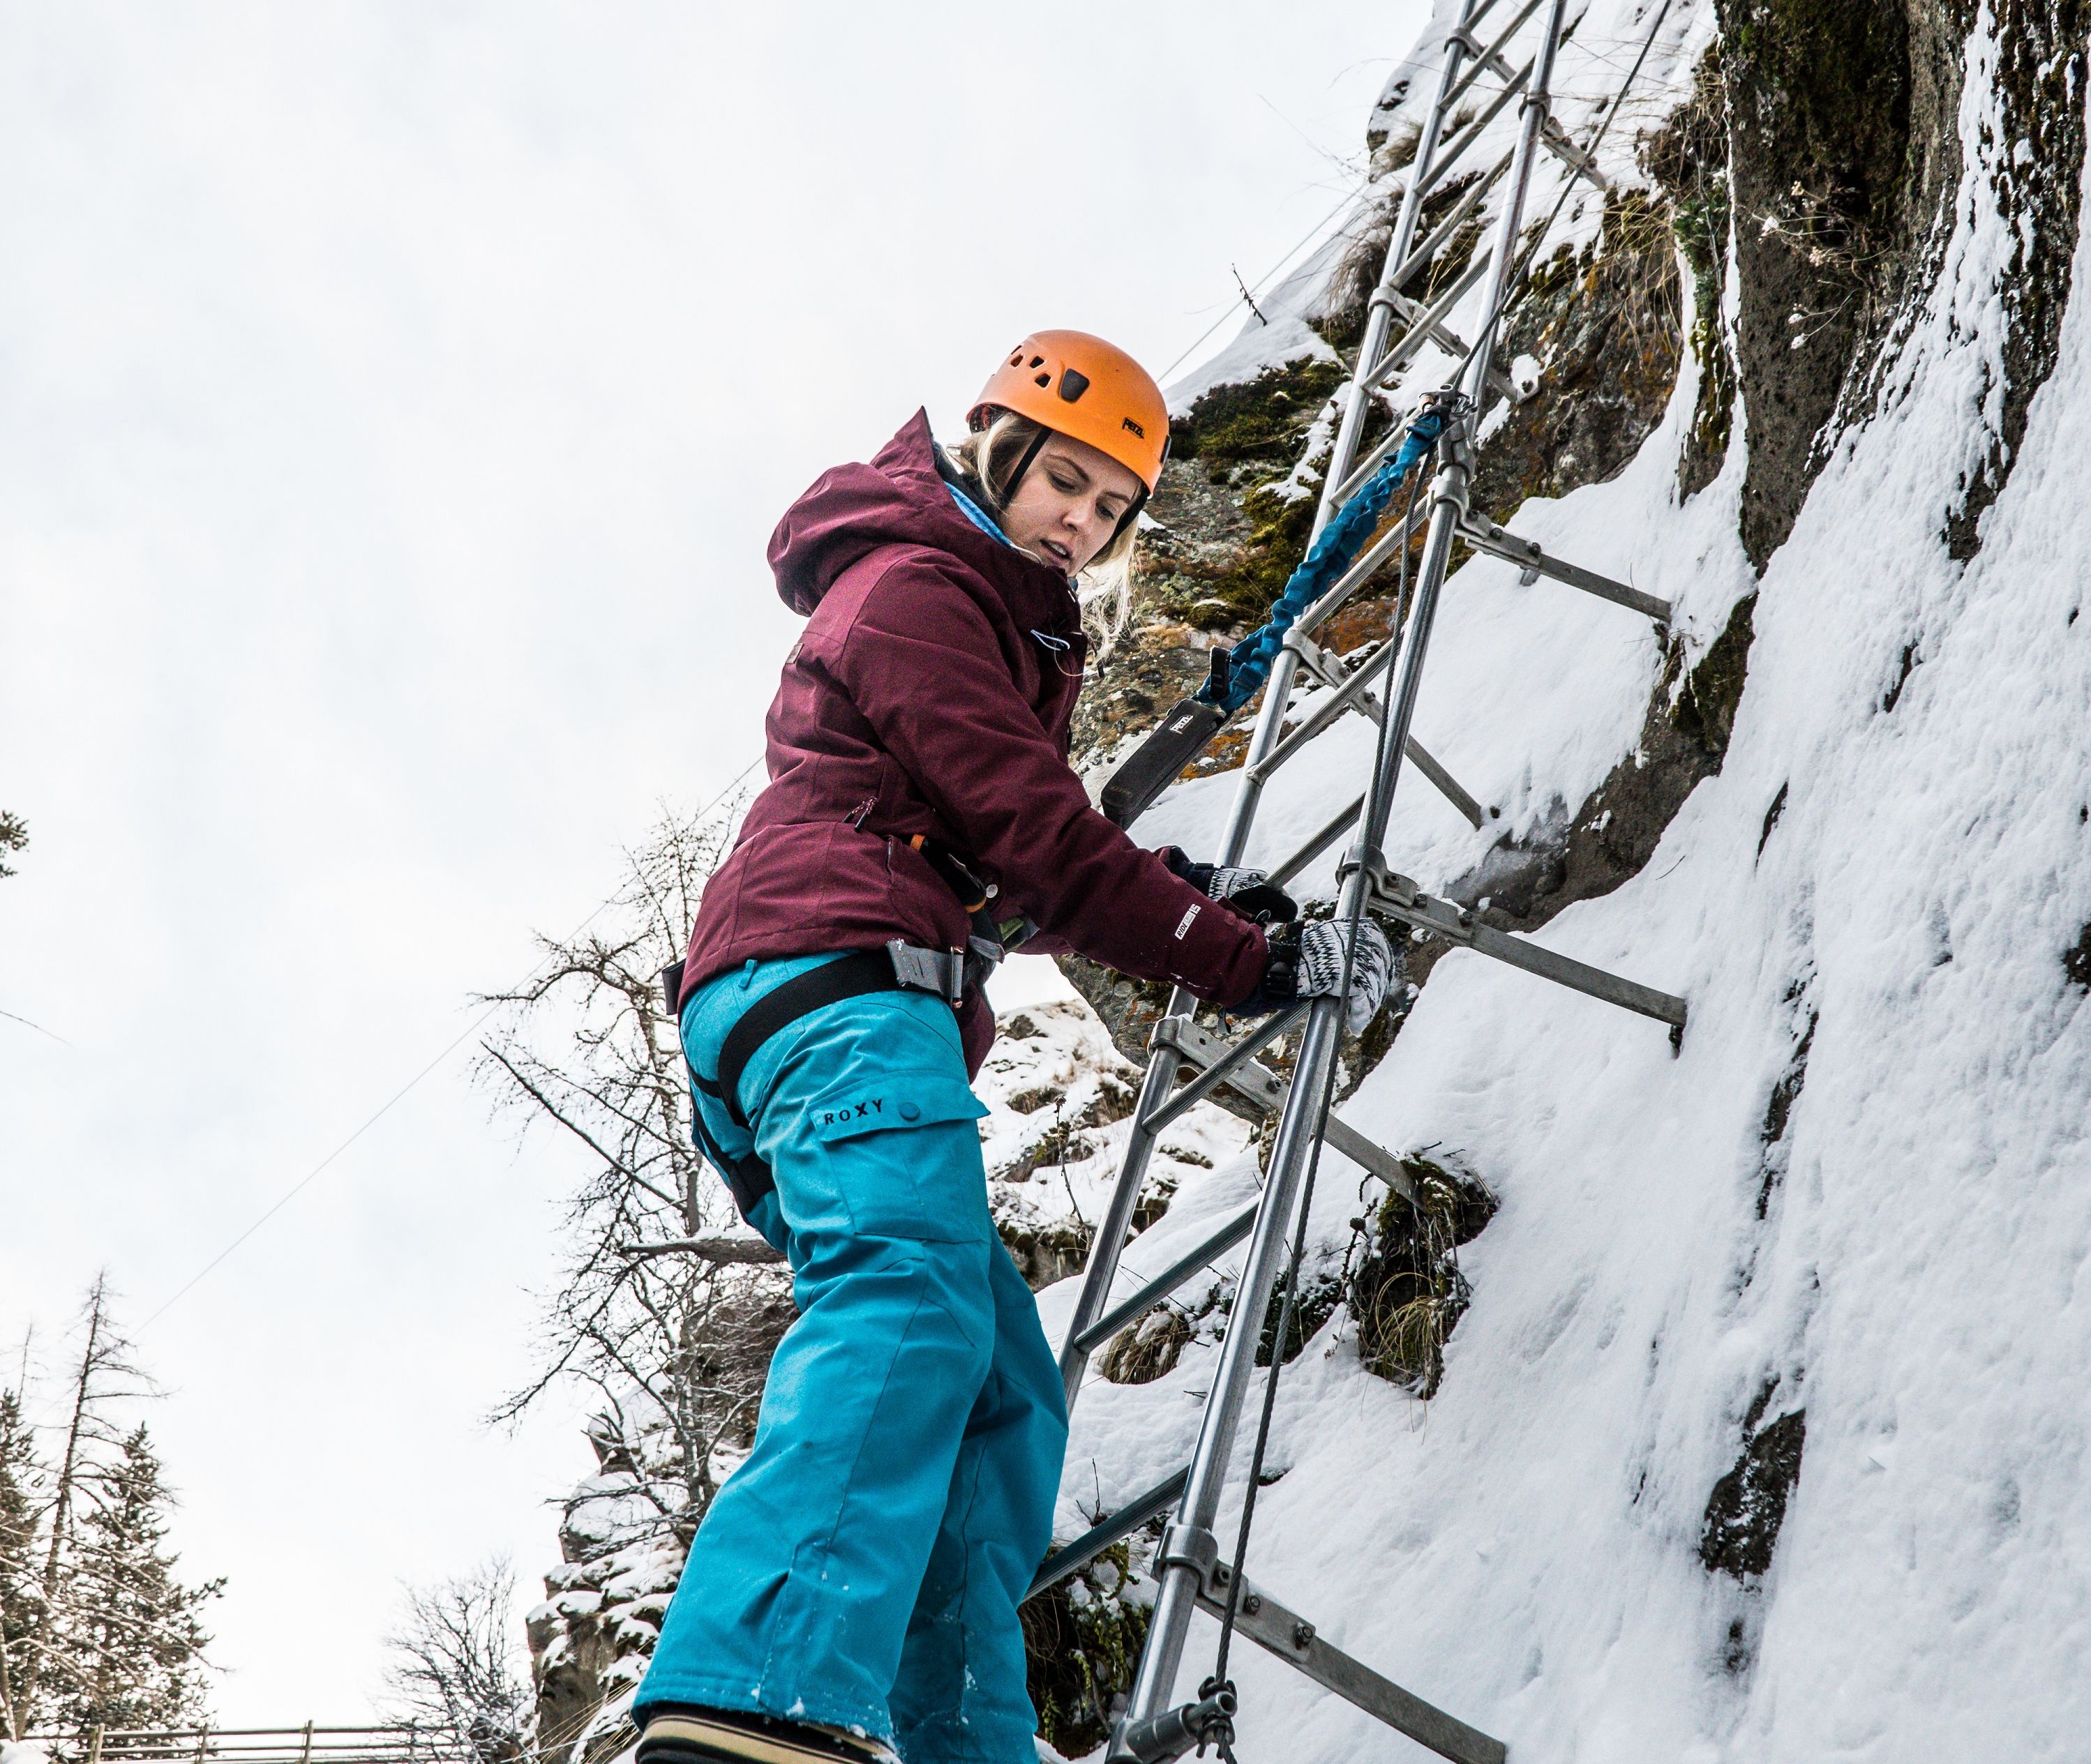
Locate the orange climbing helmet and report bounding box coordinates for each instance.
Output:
[968,329,1171,492]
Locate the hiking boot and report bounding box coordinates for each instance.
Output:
[636,1707,899,1764]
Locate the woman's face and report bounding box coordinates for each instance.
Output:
[1000,432,1146,575]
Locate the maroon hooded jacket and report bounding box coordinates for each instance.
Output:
[680,411,1269,1075]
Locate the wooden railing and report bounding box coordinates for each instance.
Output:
[22,1727,484,1764]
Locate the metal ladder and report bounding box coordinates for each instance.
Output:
[1027,4,1686,1760]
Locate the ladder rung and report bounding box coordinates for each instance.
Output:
[1285,633,1489,830]
[1365,289,1520,407]
[1439,0,1545,116]
[1444,0,1515,47]
[1192,1574,1506,1764]
[1294,502,1430,644]
[1139,1006,1305,1138]
[1358,251,1494,402]
[1249,638,1400,783]
[1458,515,1671,623]
[1070,1198,1261,1355]
[1416,57,1532,206]
[1382,149,1512,299]
[1153,1016,1420,1201]
[1365,868,1688,1027]
[1267,791,1365,890]
[1026,1466,1190,1601]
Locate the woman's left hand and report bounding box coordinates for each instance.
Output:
[1162,849,1299,925]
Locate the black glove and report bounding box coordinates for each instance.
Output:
[1162,847,1299,926]
[1232,918,1397,1034]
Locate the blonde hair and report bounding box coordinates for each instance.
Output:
[949,409,1143,574]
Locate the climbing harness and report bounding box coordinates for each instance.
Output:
[1027,3,1695,1761]
[662,832,1028,1219]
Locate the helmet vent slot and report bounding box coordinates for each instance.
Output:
[1034,372,1051,387]
[1028,355,1045,368]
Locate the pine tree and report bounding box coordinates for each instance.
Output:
[0,1385,47,1740]
[51,1426,220,1735]
[0,1284,222,1742]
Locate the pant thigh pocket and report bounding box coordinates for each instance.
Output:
[800,1069,990,1244]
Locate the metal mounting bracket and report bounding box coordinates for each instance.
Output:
[1344,854,1688,1027]
[1457,513,1671,624]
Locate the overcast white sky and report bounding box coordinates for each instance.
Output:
[0,0,1423,1725]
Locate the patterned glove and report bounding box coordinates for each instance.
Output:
[1162,848,1299,925]
[1234,918,1397,1035]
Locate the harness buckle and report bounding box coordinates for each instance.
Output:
[886,940,967,1005]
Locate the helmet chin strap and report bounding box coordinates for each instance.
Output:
[1003,425,1149,573]
[1003,427,1051,504]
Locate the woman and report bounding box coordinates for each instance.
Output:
[634,331,1392,1764]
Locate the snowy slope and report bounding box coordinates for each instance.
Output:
[1041,2,2091,1758]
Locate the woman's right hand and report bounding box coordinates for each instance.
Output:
[1162,847,1299,926]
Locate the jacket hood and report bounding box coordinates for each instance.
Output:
[767,409,1080,630]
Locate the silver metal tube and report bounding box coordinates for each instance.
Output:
[1292,499,1430,641]
[1307,0,1479,541]
[1361,3,1564,868]
[1415,56,1531,205]
[1267,791,1366,889]
[1120,992,1349,1729]
[1357,250,1493,398]
[1070,1199,1261,1356]
[1380,149,1511,303]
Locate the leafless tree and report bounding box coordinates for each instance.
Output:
[383,1558,530,1764]
[475,796,790,1544]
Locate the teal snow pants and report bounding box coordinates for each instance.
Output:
[636,953,1069,1764]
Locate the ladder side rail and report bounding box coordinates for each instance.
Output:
[1308,0,1481,542]
[1357,19,1564,880]
[1059,618,1317,1417]
[1116,991,1349,1738]
[1060,0,1531,1452]
[1056,1007,1193,1412]
[1114,1,1572,1742]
